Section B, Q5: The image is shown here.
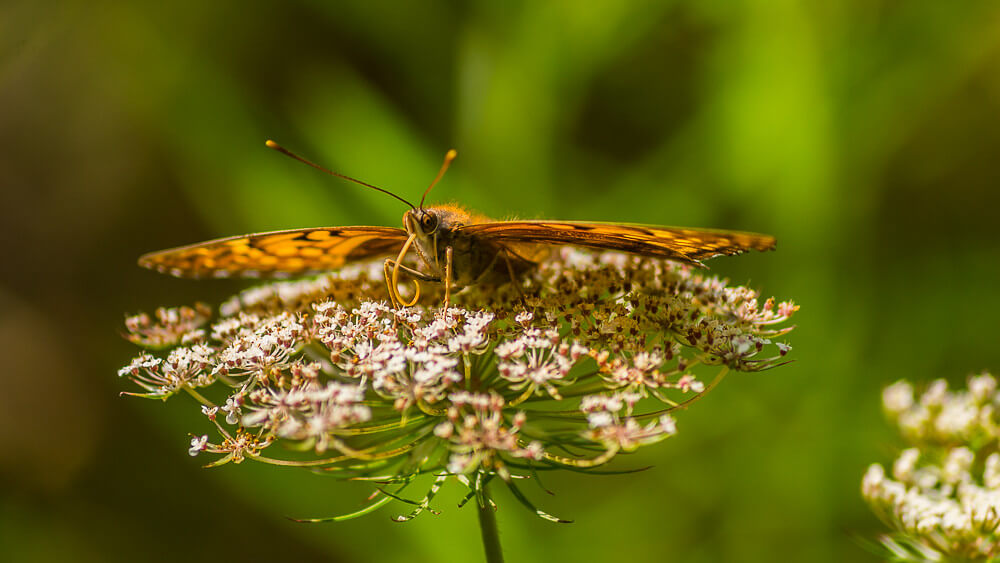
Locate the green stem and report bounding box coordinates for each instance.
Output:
[182,385,215,407]
[477,485,504,563]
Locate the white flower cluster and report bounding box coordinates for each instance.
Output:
[882,376,1000,445]
[121,248,796,520]
[124,303,212,348]
[243,376,372,452]
[213,312,304,379]
[434,391,544,475]
[863,373,1000,561]
[117,345,214,397]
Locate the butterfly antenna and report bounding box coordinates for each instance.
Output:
[265,140,416,209]
[419,149,458,210]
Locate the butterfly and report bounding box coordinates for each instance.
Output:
[139,141,777,307]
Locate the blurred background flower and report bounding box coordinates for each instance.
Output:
[863,374,1000,561]
[1,1,999,562]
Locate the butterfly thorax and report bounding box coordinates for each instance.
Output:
[404,205,516,287]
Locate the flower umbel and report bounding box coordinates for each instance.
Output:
[121,248,796,522]
[863,373,1000,561]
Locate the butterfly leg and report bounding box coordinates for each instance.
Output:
[474,249,525,304]
[501,251,527,304]
[382,260,401,307]
[443,246,454,309]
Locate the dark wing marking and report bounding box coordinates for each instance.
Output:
[138,226,408,279]
[457,221,775,266]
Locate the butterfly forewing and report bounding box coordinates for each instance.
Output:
[139,226,408,278]
[457,221,776,266]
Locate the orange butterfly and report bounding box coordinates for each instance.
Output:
[139,141,776,307]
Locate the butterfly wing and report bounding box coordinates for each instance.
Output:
[139,226,408,278]
[457,221,775,266]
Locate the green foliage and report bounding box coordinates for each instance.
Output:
[2,1,1000,562]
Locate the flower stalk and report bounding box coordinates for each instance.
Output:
[477,484,504,563]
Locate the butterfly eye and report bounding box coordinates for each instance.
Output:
[420,213,438,233]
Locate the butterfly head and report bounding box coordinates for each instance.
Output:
[403,209,440,266]
[401,205,477,275]
[403,206,472,238]
[405,208,440,237]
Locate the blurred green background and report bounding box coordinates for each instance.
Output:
[2,1,999,561]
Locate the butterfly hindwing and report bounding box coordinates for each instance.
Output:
[457,221,776,266]
[139,226,409,279]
